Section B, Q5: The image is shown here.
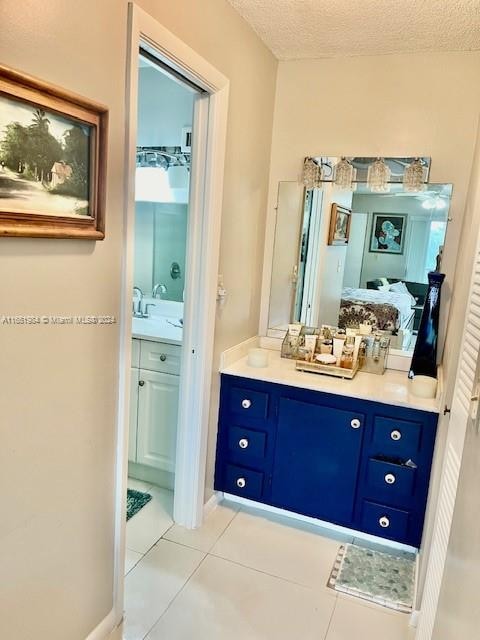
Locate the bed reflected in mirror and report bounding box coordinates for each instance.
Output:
[267,176,452,355]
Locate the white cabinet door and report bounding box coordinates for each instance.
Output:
[136,369,179,472]
[129,368,140,463]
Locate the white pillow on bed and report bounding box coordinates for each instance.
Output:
[389,281,416,306]
[378,284,391,293]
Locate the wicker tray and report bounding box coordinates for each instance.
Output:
[295,359,359,379]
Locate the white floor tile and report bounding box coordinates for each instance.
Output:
[125,549,143,576]
[326,597,414,640]
[211,507,347,588]
[146,554,336,640]
[126,487,174,554]
[163,501,239,552]
[124,539,205,640]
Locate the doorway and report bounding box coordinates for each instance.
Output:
[126,49,199,554]
[111,3,229,633]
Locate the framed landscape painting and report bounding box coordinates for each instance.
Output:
[0,64,108,239]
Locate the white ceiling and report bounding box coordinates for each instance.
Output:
[227,0,480,60]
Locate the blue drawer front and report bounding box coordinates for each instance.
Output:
[229,387,269,420]
[224,464,264,500]
[373,416,421,457]
[228,426,267,460]
[361,500,410,541]
[366,458,416,499]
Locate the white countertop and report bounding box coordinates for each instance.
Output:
[221,349,440,414]
[131,300,183,346]
[132,317,182,345]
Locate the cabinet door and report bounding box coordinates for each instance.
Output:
[128,368,139,463]
[137,369,179,472]
[271,397,364,526]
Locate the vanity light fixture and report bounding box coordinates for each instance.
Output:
[403,158,426,192]
[367,158,391,192]
[302,157,323,189]
[334,157,356,190]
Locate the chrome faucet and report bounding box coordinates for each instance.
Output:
[133,286,156,318]
[152,283,168,299]
[133,286,144,317]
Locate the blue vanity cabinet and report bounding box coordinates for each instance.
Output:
[214,374,438,547]
[270,397,365,526]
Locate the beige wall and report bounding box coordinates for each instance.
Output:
[0,1,276,638]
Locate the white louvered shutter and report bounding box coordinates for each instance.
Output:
[416,239,480,640]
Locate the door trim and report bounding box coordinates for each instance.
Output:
[112,2,229,630]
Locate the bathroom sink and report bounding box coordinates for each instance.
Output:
[132,315,183,345]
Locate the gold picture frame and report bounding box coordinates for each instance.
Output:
[328,203,352,245]
[0,64,108,239]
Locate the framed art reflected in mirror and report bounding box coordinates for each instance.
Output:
[369,213,407,254]
[328,203,351,245]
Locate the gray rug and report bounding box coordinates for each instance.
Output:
[126,488,152,521]
[328,544,415,612]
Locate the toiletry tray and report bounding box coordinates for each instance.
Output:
[295,359,359,379]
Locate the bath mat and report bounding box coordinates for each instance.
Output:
[327,544,415,612]
[126,488,152,521]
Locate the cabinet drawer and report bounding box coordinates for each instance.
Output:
[361,500,410,541]
[228,387,269,421]
[373,416,421,457]
[228,426,267,460]
[224,464,263,500]
[366,458,416,499]
[140,340,181,375]
[132,339,140,368]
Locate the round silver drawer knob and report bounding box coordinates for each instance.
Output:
[236,477,246,488]
[390,429,402,441]
[385,473,396,485]
[350,418,361,429]
[241,399,252,409]
[238,438,249,449]
[160,354,167,362]
[379,516,390,528]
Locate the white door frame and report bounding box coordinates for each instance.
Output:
[112,2,229,630]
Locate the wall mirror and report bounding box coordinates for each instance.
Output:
[266,157,452,361]
[134,201,187,303]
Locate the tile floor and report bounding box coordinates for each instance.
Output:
[124,479,415,640]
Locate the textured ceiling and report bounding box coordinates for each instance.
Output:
[227,0,480,59]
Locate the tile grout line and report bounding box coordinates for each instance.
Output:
[159,503,240,553]
[204,507,242,553]
[323,593,339,640]
[206,548,336,592]
[140,552,209,640]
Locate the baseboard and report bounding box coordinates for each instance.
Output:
[409,609,421,628]
[203,490,223,520]
[85,609,119,640]
[224,493,417,554]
